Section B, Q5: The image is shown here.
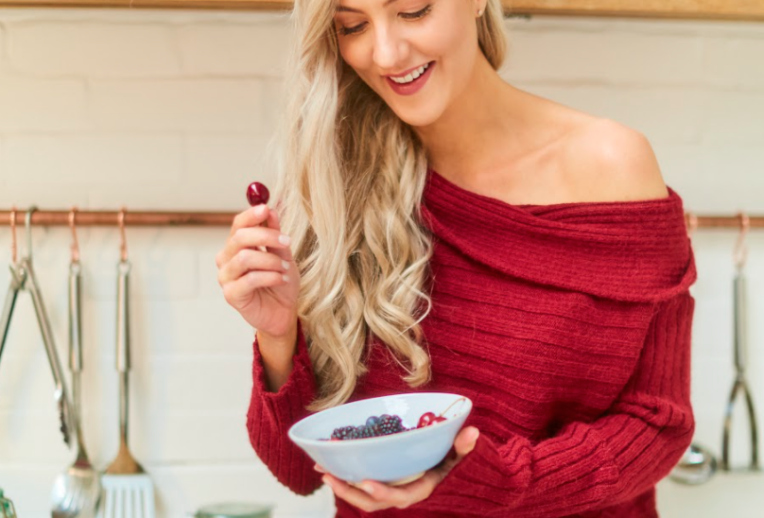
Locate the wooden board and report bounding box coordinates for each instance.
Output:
[1,0,763,22]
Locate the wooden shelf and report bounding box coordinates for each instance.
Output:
[1,0,763,22]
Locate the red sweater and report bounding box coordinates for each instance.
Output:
[247,168,697,517]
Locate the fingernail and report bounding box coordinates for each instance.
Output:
[322,476,332,487]
[279,234,291,245]
[360,483,374,495]
[471,428,480,441]
[253,204,266,216]
[282,260,290,270]
[282,274,290,283]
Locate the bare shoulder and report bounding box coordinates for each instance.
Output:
[562,118,669,203]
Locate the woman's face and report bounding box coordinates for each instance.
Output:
[334,0,482,127]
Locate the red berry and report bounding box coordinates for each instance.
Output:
[246,182,270,207]
[417,412,436,428]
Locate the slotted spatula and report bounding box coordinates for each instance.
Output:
[97,258,155,518]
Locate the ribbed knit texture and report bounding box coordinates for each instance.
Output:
[246,167,697,517]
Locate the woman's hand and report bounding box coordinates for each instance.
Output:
[216,203,300,338]
[316,426,480,512]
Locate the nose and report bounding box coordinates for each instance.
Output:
[372,24,407,72]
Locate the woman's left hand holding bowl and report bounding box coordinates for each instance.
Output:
[315,426,480,511]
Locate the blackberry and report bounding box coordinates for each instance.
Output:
[329,413,410,441]
[331,425,357,440]
[378,414,405,435]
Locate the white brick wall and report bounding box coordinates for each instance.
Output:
[0,6,762,518]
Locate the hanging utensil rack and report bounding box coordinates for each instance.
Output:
[0,210,761,228]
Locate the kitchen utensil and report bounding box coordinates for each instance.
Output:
[669,443,718,485]
[0,207,74,448]
[721,222,759,471]
[52,211,102,518]
[0,488,18,518]
[0,253,26,367]
[97,236,155,518]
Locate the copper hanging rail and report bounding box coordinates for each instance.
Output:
[0,209,233,227]
[0,209,762,229]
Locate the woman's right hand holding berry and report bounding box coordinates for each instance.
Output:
[216,203,300,344]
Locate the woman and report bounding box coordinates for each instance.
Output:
[215,0,697,516]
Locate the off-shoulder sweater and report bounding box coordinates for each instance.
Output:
[246,167,697,518]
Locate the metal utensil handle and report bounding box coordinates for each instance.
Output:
[722,380,760,470]
[117,260,131,446]
[734,267,759,468]
[733,269,747,374]
[23,257,74,448]
[68,260,90,461]
[69,261,84,374]
[0,265,26,365]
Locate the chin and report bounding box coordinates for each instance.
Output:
[390,103,443,129]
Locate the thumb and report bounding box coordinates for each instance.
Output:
[454,427,480,460]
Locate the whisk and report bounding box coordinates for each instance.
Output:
[721,213,759,471]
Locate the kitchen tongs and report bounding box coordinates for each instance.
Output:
[0,207,74,448]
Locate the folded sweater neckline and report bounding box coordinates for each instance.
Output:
[422,167,696,304]
[426,166,681,213]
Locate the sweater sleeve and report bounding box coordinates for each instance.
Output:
[411,292,695,517]
[246,318,324,496]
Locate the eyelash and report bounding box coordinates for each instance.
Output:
[338,5,432,36]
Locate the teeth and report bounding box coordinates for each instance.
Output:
[391,62,430,84]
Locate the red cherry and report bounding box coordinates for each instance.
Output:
[433,416,447,423]
[417,412,436,428]
[246,182,270,207]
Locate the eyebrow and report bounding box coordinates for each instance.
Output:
[336,0,400,14]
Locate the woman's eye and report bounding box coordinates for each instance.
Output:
[338,5,432,36]
[401,5,432,20]
[339,23,366,36]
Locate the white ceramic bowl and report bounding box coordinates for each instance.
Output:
[288,392,472,485]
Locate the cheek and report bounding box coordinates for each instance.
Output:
[338,38,369,76]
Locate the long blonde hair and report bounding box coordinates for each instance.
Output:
[268,0,508,411]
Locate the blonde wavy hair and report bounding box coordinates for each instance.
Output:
[267,0,509,411]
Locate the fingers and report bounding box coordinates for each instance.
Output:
[261,204,296,265]
[322,474,387,512]
[319,470,439,512]
[230,204,269,238]
[221,270,288,308]
[453,427,480,461]
[217,205,294,268]
[218,248,290,286]
[216,224,290,268]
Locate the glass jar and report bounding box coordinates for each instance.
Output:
[194,502,272,518]
[0,489,18,518]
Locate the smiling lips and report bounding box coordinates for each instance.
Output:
[388,62,432,83]
[386,61,435,96]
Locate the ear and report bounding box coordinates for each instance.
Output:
[474,0,488,17]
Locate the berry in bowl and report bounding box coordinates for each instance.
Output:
[288,392,472,486]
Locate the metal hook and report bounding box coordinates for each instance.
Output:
[25,206,37,262]
[118,207,128,262]
[69,207,81,264]
[733,213,749,270]
[9,206,18,265]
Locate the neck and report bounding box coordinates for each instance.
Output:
[413,52,521,183]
